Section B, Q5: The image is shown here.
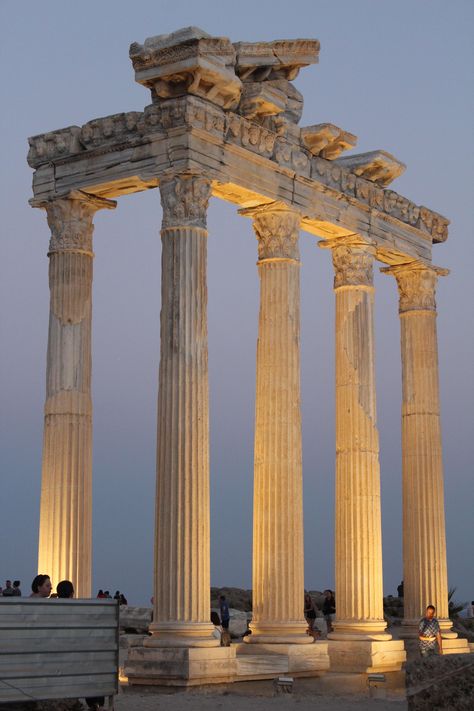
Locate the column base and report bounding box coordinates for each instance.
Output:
[125,645,236,686]
[235,641,329,679]
[245,621,313,644]
[330,620,391,641]
[145,622,219,648]
[328,639,406,673]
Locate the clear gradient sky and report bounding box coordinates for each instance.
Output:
[1,0,473,607]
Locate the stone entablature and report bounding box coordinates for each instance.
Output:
[27,98,448,247]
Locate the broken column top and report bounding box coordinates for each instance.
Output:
[129,28,320,113]
[233,39,320,81]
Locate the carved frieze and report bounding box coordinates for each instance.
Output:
[240,204,300,261]
[144,96,225,138]
[226,113,276,159]
[80,112,143,148]
[160,174,212,229]
[28,127,82,168]
[273,137,310,176]
[382,262,449,312]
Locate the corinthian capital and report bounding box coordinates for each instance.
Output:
[160,174,212,230]
[381,262,449,313]
[240,203,300,261]
[31,191,116,255]
[320,237,376,289]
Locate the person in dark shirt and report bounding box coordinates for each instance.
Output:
[322,589,336,634]
[2,580,14,597]
[12,580,21,596]
[219,595,230,629]
[418,604,443,657]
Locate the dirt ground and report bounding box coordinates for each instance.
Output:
[115,680,407,711]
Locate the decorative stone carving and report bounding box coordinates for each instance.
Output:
[336,150,406,187]
[160,174,211,229]
[418,207,449,243]
[80,112,143,147]
[143,96,226,138]
[234,40,319,82]
[130,27,242,110]
[28,127,82,168]
[33,191,116,254]
[241,203,300,261]
[320,237,375,289]
[300,123,357,159]
[273,137,310,176]
[237,82,287,120]
[381,262,449,312]
[226,113,276,158]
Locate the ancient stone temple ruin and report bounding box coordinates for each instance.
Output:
[27,27,469,684]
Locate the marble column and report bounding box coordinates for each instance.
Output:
[33,190,116,598]
[146,174,218,648]
[382,262,457,640]
[240,203,310,645]
[319,237,405,671]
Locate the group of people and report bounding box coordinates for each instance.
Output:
[1,579,22,596]
[303,586,448,658]
[304,589,336,637]
[96,589,128,605]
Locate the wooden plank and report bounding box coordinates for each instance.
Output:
[0,651,117,677]
[1,629,116,654]
[0,673,117,703]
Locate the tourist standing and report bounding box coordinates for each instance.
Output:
[12,580,21,596]
[304,592,317,633]
[219,595,230,630]
[418,604,443,657]
[322,589,336,634]
[2,580,14,596]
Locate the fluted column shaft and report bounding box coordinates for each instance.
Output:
[240,203,309,644]
[321,238,389,639]
[146,174,217,648]
[383,263,452,636]
[34,191,115,598]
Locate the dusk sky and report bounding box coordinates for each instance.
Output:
[1,0,473,608]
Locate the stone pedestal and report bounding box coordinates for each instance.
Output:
[320,237,405,672]
[240,203,312,646]
[235,641,329,679]
[145,174,217,650]
[33,191,115,597]
[125,646,236,686]
[382,262,469,654]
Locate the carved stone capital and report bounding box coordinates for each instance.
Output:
[160,174,212,229]
[31,191,116,255]
[240,203,300,261]
[320,237,376,289]
[381,262,449,313]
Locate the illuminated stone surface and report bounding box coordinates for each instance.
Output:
[32,191,116,597]
[145,174,218,649]
[319,237,406,671]
[382,262,469,654]
[240,203,311,646]
[27,26,463,681]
